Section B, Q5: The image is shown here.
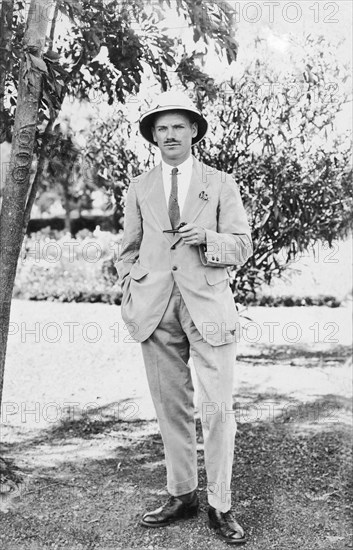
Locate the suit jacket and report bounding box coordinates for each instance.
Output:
[116,156,253,346]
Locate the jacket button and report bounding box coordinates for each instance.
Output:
[172,265,178,271]
[171,245,176,250]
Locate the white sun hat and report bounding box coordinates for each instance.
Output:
[139,90,208,146]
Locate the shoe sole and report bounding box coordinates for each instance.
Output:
[209,520,247,545]
[141,507,199,528]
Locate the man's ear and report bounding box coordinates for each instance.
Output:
[191,122,198,138]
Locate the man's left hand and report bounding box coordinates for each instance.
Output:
[178,223,206,246]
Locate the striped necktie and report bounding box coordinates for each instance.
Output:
[168,167,180,229]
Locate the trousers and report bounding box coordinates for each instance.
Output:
[140,282,237,512]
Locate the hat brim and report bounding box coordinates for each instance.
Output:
[139,106,208,146]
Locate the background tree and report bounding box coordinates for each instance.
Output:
[40,120,98,234]
[194,34,353,302]
[83,110,141,228]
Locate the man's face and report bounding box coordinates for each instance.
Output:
[151,111,198,165]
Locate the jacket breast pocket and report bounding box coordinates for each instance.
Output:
[129,262,149,281]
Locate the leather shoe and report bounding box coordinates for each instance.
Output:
[208,506,246,545]
[141,491,199,527]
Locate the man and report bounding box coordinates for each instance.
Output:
[117,91,252,545]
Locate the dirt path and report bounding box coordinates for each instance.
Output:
[0,301,352,549]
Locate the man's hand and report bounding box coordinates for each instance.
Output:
[178,223,206,246]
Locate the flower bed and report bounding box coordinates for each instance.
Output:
[14,228,122,304]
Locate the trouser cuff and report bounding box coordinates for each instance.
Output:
[168,475,198,497]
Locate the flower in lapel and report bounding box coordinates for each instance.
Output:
[199,190,209,201]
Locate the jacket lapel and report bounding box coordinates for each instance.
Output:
[181,157,211,222]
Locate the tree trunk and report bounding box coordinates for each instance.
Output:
[0,0,49,417]
[63,184,72,235]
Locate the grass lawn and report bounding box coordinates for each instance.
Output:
[0,300,352,550]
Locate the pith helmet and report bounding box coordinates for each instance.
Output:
[139,90,208,146]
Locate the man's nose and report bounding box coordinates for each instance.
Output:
[166,126,175,140]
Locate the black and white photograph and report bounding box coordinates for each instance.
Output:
[0,1,352,548]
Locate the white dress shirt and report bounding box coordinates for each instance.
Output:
[161,155,193,216]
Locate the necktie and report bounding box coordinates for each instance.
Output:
[168,167,180,229]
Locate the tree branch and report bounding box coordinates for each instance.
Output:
[22,0,59,237]
[22,119,54,239]
[48,1,58,51]
[0,0,14,143]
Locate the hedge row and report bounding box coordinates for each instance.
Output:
[14,230,343,308]
[14,286,341,308]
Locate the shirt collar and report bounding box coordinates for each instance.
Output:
[161,155,193,176]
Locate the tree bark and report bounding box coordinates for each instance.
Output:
[0,0,49,416]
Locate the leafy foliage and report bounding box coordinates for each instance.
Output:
[193,36,353,301]
[1,0,238,141]
[83,111,141,223]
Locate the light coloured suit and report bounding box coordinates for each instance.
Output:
[117,156,252,344]
[117,155,252,511]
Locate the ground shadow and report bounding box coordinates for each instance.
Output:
[1,347,352,550]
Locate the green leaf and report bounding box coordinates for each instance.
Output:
[29,54,48,74]
[63,0,83,11]
[161,53,175,67]
[44,50,61,61]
